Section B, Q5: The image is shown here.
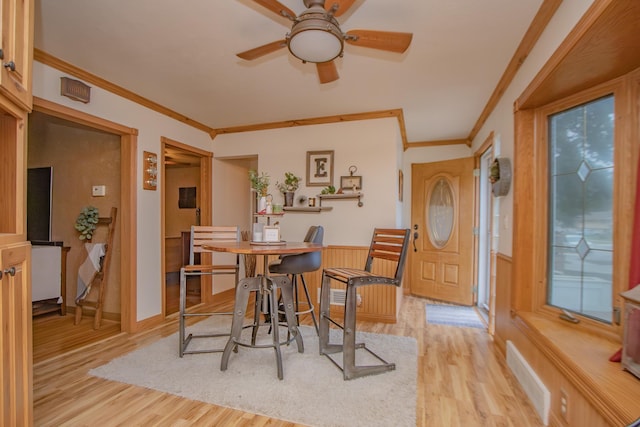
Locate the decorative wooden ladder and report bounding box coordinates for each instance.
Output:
[74,207,117,330]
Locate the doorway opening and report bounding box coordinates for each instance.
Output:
[161,138,212,316]
[476,147,494,324]
[29,98,138,360]
[28,110,122,324]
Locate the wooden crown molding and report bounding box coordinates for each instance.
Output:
[34,49,216,137]
[407,139,470,148]
[213,108,412,147]
[467,0,562,143]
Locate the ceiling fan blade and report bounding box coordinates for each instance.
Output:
[237,40,287,60]
[252,0,297,19]
[325,0,357,17]
[317,61,339,84]
[345,29,413,53]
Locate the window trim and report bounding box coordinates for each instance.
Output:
[515,73,638,338]
[543,92,616,323]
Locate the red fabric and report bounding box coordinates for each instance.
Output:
[611,153,640,363]
[629,153,640,291]
[609,348,622,363]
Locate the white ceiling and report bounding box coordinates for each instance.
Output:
[34,0,543,143]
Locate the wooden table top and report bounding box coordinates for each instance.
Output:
[201,241,323,256]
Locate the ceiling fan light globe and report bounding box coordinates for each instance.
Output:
[287,11,343,63]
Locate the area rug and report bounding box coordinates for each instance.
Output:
[426,303,485,329]
[89,317,417,427]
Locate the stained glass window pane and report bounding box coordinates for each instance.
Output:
[427,178,454,249]
[547,95,614,323]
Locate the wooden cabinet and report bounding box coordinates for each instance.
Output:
[0,0,33,424]
[0,242,32,426]
[0,0,34,111]
[0,95,27,244]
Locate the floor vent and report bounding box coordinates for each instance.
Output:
[506,340,550,425]
[317,288,346,305]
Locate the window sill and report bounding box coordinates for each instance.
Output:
[514,311,640,426]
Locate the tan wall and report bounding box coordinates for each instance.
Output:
[164,166,200,238]
[27,112,122,316]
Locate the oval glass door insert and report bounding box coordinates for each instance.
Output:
[427,177,455,248]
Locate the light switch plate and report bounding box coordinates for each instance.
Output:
[92,185,106,197]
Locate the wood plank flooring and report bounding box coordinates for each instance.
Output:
[33,312,122,365]
[33,295,543,426]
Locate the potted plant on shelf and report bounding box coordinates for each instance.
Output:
[276,172,302,207]
[249,170,270,213]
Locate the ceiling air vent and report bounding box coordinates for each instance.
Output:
[60,77,91,103]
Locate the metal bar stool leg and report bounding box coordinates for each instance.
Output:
[179,268,187,357]
[268,279,284,380]
[342,284,359,380]
[251,287,262,346]
[275,275,304,352]
[299,274,318,334]
[221,277,260,371]
[319,272,341,355]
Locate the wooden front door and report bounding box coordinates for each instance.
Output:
[410,157,475,305]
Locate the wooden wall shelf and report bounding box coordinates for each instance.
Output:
[283,206,333,213]
[318,192,364,207]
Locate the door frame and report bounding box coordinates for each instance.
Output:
[160,137,212,316]
[32,97,138,333]
[473,132,496,334]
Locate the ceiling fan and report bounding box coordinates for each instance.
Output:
[237,0,413,84]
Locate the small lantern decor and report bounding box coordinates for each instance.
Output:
[490,157,512,197]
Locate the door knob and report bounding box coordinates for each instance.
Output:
[3,267,16,276]
[4,61,16,72]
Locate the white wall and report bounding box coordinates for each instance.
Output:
[211,157,255,294]
[212,118,403,246]
[33,61,213,321]
[468,0,594,256]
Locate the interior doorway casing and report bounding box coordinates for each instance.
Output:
[161,137,212,316]
[32,97,138,333]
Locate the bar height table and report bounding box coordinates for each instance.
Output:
[202,240,323,379]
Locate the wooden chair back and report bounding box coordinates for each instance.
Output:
[364,228,411,284]
[189,225,239,264]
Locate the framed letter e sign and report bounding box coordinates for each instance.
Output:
[306,150,334,187]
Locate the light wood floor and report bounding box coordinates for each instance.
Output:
[33,295,543,426]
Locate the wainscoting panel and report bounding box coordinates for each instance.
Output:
[301,246,400,323]
[494,252,513,353]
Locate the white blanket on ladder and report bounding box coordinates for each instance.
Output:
[76,243,106,303]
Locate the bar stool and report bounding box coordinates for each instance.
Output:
[179,225,239,357]
[268,225,324,333]
[221,274,303,380]
[319,228,410,380]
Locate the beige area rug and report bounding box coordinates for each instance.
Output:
[90,316,417,427]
